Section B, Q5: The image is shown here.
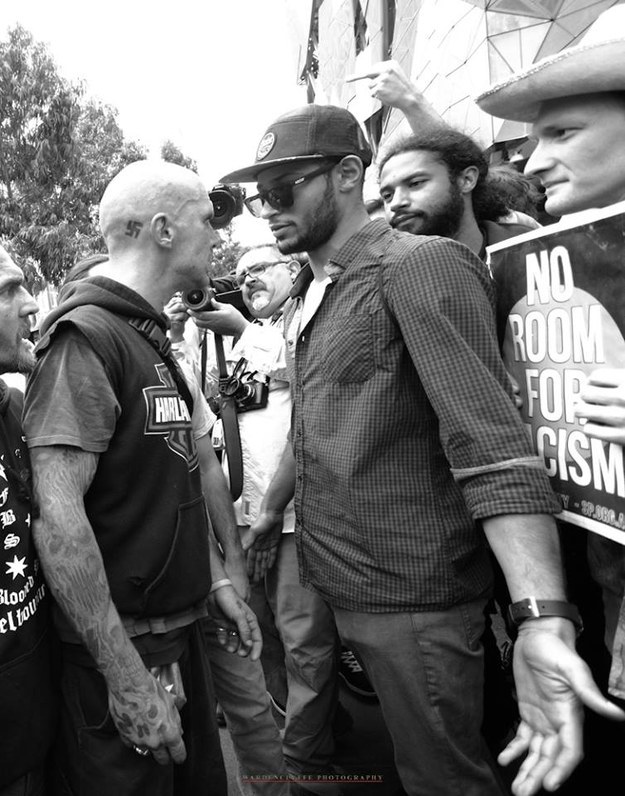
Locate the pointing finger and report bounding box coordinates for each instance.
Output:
[344,72,377,83]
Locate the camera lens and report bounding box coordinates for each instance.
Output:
[182,288,215,312]
[185,289,206,307]
[209,189,236,229]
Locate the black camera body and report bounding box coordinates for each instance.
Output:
[234,377,269,414]
[209,183,246,229]
[219,358,269,414]
[182,280,249,319]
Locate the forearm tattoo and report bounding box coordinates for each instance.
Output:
[31,446,144,682]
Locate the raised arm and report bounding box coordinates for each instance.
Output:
[345,59,446,132]
[30,445,186,765]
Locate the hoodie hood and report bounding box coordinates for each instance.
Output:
[41,276,167,337]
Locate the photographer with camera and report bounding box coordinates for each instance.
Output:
[187,244,348,792]
[163,286,288,795]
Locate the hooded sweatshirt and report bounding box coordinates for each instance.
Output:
[24,277,212,629]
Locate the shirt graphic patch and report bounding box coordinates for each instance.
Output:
[5,554,27,580]
[143,363,198,469]
[3,533,20,550]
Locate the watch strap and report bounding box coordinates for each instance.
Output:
[508,597,583,634]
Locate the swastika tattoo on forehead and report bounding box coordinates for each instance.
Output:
[125,220,143,239]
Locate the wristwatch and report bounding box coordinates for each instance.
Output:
[508,597,583,635]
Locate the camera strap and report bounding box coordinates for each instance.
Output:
[127,317,194,416]
[214,333,244,502]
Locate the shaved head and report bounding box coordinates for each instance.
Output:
[98,159,207,250]
[94,160,219,309]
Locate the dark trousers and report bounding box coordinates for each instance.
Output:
[51,623,226,796]
[0,769,45,796]
[334,600,507,796]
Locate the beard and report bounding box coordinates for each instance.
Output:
[392,182,465,240]
[276,178,339,255]
[14,338,36,374]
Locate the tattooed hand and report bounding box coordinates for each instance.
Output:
[108,668,186,765]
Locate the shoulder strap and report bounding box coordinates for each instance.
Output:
[127,318,195,416]
[213,334,243,502]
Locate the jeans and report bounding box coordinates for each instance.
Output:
[249,580,289,711]
[51,623,226,796]
[333,600,506,796]
[263,535,340,778]
[204,618,288,795]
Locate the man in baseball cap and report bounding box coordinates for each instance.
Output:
[221,104,373,184]
[223,102,625,796]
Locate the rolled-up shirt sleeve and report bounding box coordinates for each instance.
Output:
[384,236,560,519]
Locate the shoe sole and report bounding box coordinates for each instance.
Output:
[338,671,377,699]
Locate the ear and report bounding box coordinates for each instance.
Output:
[457,165,480,195]
[286,259,301,281]
[150,213,174,249]
[334,155,365,192]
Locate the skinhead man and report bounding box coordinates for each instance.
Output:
[477,0,625,724]
[219,104,625,796]
[65,254,289,796]
[0,246,59,795]
[23,160,261,796]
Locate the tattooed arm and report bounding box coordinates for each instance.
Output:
[30,445,186,765]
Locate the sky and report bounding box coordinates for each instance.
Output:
[0,0,310,243]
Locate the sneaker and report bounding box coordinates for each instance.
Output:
[338,647,377,699]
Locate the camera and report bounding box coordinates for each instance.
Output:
[209,183,246,229]
[183,274,251,319]
[220,358,269,414]
[182,286,217,312]
[234,375,269,414]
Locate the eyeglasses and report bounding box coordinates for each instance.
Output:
[244,161,339,218]
[234,260,292,287]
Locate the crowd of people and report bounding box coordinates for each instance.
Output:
[2,5,625,796]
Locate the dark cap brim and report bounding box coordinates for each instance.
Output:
[220,154,330,184]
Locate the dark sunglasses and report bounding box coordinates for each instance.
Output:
[244,160,339,217]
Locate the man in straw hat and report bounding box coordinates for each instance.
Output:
[476,4,625,219]
[476,2,625,785]
[220,102,625,796]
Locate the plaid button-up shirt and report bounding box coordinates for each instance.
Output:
[284,220,560,613]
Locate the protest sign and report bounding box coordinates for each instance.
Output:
[488,201,625,543]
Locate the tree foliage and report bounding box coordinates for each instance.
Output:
[160,140,198,172]
[0,25,194,286]
[211,226,245,278]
